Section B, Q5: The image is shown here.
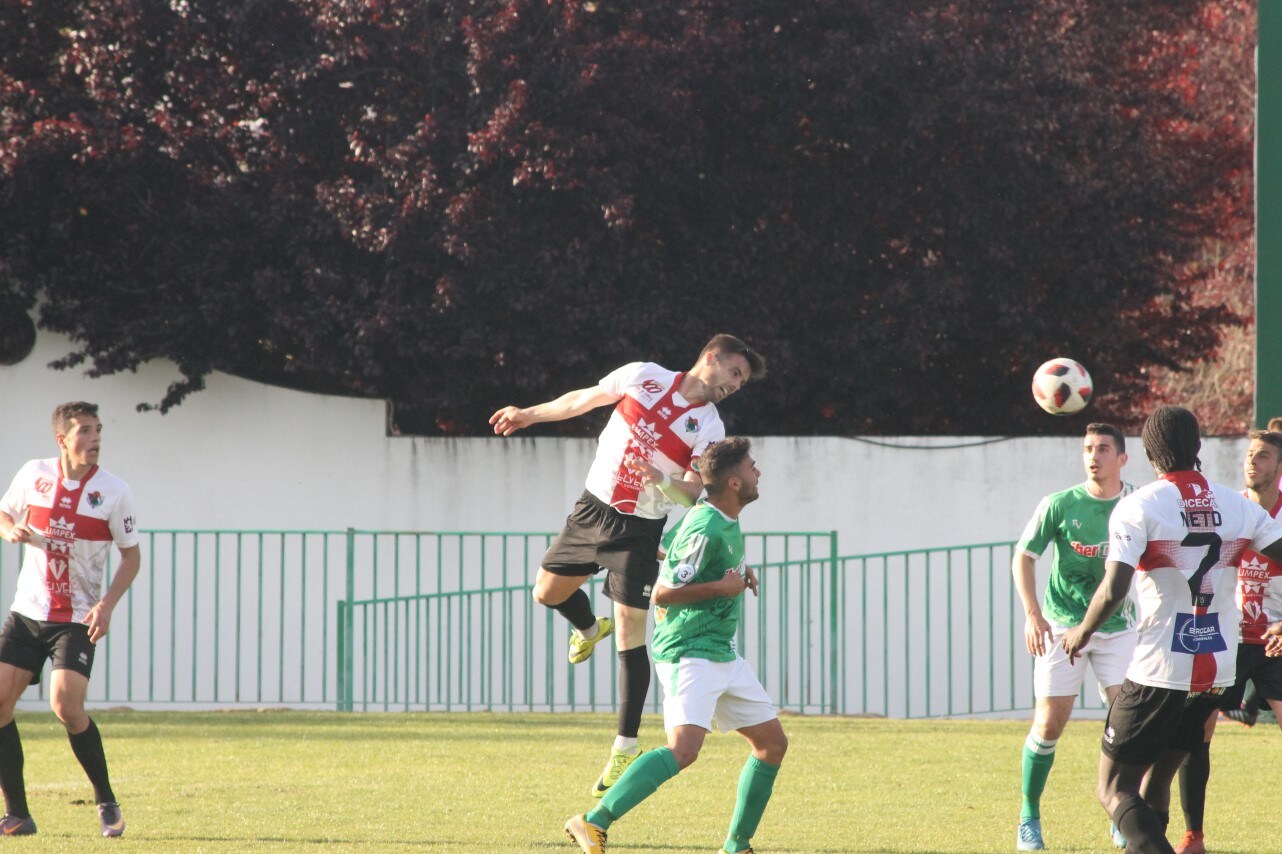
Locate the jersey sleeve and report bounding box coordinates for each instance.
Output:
[1015,496,1054,559]
[1108,494,1149,567]
[1248,502,1282,553]
[690,411,726,464]
[597,362,647,396]
[0,461,33,522]
[108,485,140,550]
[658,512,718,589]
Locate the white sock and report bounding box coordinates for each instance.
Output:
[613,736,639,752]
[577,621,600,641]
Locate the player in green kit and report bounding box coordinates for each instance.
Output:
[564,437,786,854]
[1012,423,1136,851]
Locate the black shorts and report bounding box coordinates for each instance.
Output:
[1218,643,1282,708]
[1101,679,1221,765]
[0,612,96,683]
[541,491,665,610]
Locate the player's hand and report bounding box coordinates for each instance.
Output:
[2,509,33,544]
[1060,626,1090,665]
[623,456,663,485]
[489,406,532,436]
[743,566,759,597]
[84,600,113,644]
[1264,621,1282,657]
[1024,611,1053,657]
[717,569,747,597]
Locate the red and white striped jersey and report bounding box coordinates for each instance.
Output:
[585,362,725,520]
[1235,491,1282,646]
[1109,471,1282,691]
[0,458,139,623]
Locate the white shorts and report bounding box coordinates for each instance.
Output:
[655,657,778,733]
[1035,623,1137,700]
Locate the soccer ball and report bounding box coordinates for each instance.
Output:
[1032,358,1092,415]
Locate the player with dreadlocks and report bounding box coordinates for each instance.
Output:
[1062,406,1282,854]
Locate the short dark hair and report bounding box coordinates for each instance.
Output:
[1141,405,1201,474]
[51,401,99,437]
[700,437,752,496]
[700,334,766,381]
[1086,423,1125,454]
[1248,429,1282,454]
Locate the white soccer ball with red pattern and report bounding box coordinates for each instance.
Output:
[1032,358,1093,415]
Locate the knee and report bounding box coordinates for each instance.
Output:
[762,731,788,765]
[669,743,700,770]
[531,583,560,608]
[49,697,87,731]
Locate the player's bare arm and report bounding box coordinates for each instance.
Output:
[489,386,622,436]
[653,569,747,606]
[623,457,700,508]
[84,545,141,643]
[1012,552,1052,656]
[1061,559,1135,663]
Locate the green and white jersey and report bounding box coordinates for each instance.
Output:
[651,500,746,664]
[1017,482,1136,633]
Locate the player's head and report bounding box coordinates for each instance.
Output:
[1140,405,1201,475]
[1268,416,1282,432]
[692,334,766,404]
[700,436,760,505]
[51,401,102,467]
[1244,430,1282,494]
[1082,423,1127,483]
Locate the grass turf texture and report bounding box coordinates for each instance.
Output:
[8,711,1281,852]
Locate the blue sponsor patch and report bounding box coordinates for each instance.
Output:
[1170,612,1228,655]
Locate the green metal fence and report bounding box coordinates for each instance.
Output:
[1,530,1100,716]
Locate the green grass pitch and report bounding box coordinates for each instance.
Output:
[8,710,1280,851]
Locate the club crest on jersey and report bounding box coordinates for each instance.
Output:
[1170,612,1227,655]
[685,416,699,433]
[88,491,103,508]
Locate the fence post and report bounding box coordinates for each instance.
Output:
[339,527,356,712]
[829,530,839,714]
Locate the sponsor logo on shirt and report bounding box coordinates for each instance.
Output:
[1170,612,1228,655]
[657,406,672,419]
[47,516,75,539]
[1070,540,1109,558]
[33,479,53,495]
[58,496,73,510]
[640,380,664,397]
[123,516,135,534]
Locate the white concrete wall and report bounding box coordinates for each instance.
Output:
[0,328,1253,550]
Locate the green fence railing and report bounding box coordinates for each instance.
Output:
[1,530,1100,717]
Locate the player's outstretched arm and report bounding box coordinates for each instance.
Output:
[623,458,700,508]
[489,386,621,436]
[1062,559,1134,663]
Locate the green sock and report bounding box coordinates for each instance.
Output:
[586,747,680,830]
[724,755,780,852]
[1020,732,1057,821]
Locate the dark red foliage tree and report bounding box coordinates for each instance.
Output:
[0,0,1254,435]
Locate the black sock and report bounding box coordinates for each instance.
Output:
[617,646,651,740]
[67,719,115,805]
[1113,793,1176,854]
[552,588,597,633]
[1178,742,1210,832]
[0,721,29,818]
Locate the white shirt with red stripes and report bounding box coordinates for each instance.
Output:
[1235,491,1282,645]
[0,458,139,623]
[1109,471,1282,692]
[585,362,725,520]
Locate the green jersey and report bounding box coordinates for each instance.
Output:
[651,500,746,664]
[1017,482,1136,633]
